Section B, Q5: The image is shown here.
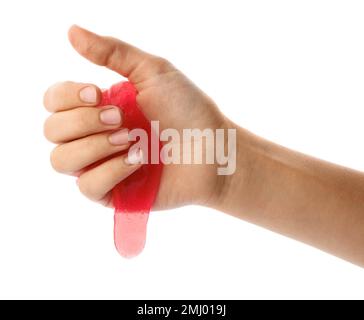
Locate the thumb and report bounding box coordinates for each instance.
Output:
[68,25,172,83]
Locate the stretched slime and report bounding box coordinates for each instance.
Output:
[100,82,163,258]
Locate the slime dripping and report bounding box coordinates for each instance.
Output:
[100,82,163,258]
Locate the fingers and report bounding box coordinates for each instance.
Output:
[43,81,101,112]
[44,105,122,143]
[43,81,120,143]
[68,25,174,83]
[77,149,143,202]
[50,129,130,174]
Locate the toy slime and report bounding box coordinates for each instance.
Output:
[100,82,163,258]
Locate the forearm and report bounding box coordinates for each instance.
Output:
[215,121,364,266]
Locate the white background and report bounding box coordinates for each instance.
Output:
[0,0,363,299]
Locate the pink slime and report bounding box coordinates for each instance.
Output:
[100,82,163,258]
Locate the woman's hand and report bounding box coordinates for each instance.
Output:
[44,25,364,266]
[43,25,228,210]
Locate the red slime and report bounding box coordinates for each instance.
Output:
[100,82,163,258]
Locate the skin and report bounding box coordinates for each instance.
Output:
[44,25,364,267]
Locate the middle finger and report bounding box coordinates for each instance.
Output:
[44,105,123,143]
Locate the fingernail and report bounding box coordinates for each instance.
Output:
[79,86,97,103]
[100,107,121,125]
[109,129,129,145]
[125,148,144,165]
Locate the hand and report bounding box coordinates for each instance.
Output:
[43,26,364,266]
[43,25,228,210]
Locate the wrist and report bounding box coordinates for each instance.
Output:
[209,120,266,216]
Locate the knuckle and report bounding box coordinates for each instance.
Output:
[43,117,59,143]
[102,196,114,208]
[110,162,122,178]
[74,108,93,129]
[43,84,57,111]
[43,90,50,111]
[62,80,74,86]
[43,81,75,111]
[77,176,97,201]
[49,146,65,173]
[145,56,174,75]
[83,41,96,56]
[81,40,101,63]
[150,56,172,73]
[109,156,133,179]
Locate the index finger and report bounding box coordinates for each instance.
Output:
[43,81,101,112]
